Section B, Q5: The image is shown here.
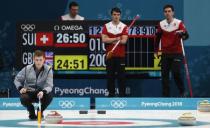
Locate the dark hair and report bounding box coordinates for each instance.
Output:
[69,1,79,9]
[34,50,45,57]
[111,7,121,15]
[163,4,174,12]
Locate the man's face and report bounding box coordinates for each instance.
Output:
[34,56,45,69]
[112,11,121,23]
[164,8,174,20]
[70,6,79,17]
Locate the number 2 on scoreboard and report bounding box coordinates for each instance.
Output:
[54,55,88,70]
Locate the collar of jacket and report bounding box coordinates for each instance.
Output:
[33,64,45,72]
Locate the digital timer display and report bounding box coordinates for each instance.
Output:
[54,55,88,70]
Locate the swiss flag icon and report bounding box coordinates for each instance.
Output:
[36,32,53,46]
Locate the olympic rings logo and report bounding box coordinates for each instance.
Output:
[110,100,127,109]
[58,100,76,109]
[20,24,35,31]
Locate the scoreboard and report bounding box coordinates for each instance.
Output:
[16,21,161,78]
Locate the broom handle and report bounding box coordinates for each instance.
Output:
[110,15,140,52]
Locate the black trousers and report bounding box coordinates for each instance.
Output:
[20,91,53,115]
[161,53,185,97]
[106,57,126,97]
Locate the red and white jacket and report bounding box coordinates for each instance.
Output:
[102,21,128,57]
[156,18,188,54]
